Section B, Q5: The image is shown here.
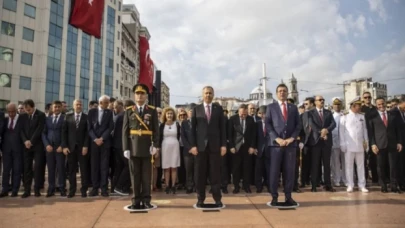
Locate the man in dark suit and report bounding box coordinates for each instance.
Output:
[0,110,4,179]
[62,99,90,198]
[255,105,269,193]
[0,103,23,197]
[181,105,196,194]
[307,95,336,192]
[112,100,130,195]
[228,104,256,193]
[299,97,315,188]
[123,84,160,209]
[88,95,114,197]
[190,86,227,208]
[20,99,46,198]
[368,97,403,193]
[391,100,405,190]
[42,100,66,197]
[266,84,301,206]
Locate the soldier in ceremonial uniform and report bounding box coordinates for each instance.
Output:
[122,84,160,209]
[339,97,369,193]
[331,97,346,187]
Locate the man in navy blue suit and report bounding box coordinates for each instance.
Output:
[265,84,301,206]
[42,100,66,197]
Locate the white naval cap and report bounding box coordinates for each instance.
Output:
[349,96,362,105]
[332,97,343,105]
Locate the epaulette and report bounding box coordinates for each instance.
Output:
[343,111,349,115]
[147,105,155,109]
[126,106,133,110]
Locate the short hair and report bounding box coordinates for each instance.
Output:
[391,98,400,103]
[99,95,110,102]
[52,100,62,106]
[305,97,315,104]
[45,103,52,110]
[238,104,248,109]
[363,91,371,96]
[114,100,123,107]
[61,101,67,104]
[161,107,177,123]
[89,100,98,106]
[276,84,288,92]
[124,99,135,108]
[258,105,267,113]
[202,86,214,93]
[73,99,82,104]
[23,99,35,108]
[6,102,17,110]
[110,97,117,103]
[375,97,385,102]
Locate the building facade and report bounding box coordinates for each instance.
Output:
[0,0,122,111]
[343,77,387,108]
[160,81,170,108]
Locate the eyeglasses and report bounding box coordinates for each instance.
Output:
[158,112,162,114]
[316,99,325,102]
[363,96,371,99]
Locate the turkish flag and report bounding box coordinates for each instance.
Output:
[69,0,104,38]
[139,36,153,91]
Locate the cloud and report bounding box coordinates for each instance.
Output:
[124,0,402,106]
[367,0,388,22]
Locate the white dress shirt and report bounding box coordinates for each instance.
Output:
[98,107,104,123]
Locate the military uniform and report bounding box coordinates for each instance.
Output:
[330,97,346,186]
[339,97,369,192]
[122,84,159,208]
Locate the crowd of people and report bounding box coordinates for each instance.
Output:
[0,86,404,203]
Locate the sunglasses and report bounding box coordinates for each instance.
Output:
[363,96,371,99]
[316,99,325,102]
[158,112,162,114]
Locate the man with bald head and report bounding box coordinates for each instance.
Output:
[0,103,24,197]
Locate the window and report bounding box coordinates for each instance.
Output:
[118,16,120,24]
[21,52,33,65]
[24,4,36,18]
[1,21,15,36]
[117,47,119,56]
[23,27,34,41]
[0,46,13,61]
[117,31,120,40]
[19,76,31,90]
[3,0,17,12]
[119,1,121,11]
[0,73,12,87]
[116,63,119,72]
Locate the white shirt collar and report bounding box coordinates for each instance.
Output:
[53,113,60,118]
[203,102,212,108]
[316,107,323,112]
[278,100,287,106]
[378,110,387,115]
[98,107,104,112]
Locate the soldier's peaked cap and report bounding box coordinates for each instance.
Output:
[133,83,149,94]
[349,96,362,105]
[332,97,342,105]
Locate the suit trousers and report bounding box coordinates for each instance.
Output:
[195,145,222,202]
[113,147,130,192]
[90,143,110,192]
[398,147,405,187]
[368,151,379,182]
[1,149,22,193]
[255,155,267,190]
[332,148,346,185]
[377,148,399,187]
[300,146,311,186]
[269,146,296,199]
[46,149,66,192]
[293,147,300,189]
[178,146,186,186]
[345,152,366,188]
[184,153,195,190]
[129,156,152,204]
[310,141,332,187]
[67,145,90,194]
[23,147,45,193]
[232,144,252,188]
[109,146,116,188]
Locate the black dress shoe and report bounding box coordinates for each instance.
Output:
[381,186,388,193]
[186,189,193,194]
[215,201,223,207]
[60,191,67,197]
[101,191,109,197]
[144,202,153,209]
[271,198,278,206]
[89,189,99,197]
[171,187,176,194]
[285,198,298,206]
[165,187,170,194]
[0,192,9,198]
[11,192,18,197]
[244,187,252,193]
[81,192,87,198]
[233,188,240,194]
[391,187,402,194]
[196,200,204,208]
[21,192,30,198]
[256,188,263,193]
[130,204,141,210]
[46,192,55,198]
[35,192,41,197]
[324,186,336,192]
[311,187,317,192]
[293,188,302,193]
[300,184,306,188]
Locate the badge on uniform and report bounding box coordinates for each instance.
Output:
[130,113,136,120]
[144,114,151,125]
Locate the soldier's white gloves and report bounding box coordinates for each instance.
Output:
[299,142,304,150]
[150,147,157,155]
[124,150,130,159]
[340,146,346,153]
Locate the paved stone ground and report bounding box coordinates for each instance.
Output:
[0,185,405,228]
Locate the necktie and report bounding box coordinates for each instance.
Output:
[263,122,266,135]
[382,112,387,127]
[76,114,80,128]
[319,110,323,122]
[9,117,14,130]
[282,102,287,121]
[241,119,245,133]
[53,115,58,125]
[206,105,211,122]
[139,107,143,116]
[402,112,405,122]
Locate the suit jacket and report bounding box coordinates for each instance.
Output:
[122,105,160,157]
[87,108,114,148]
[265,102,301,147]
[2,115,24,152]
[62,112,89,152]
[368,110,402,150]
[42,114,65,148]
[0,111,4,144]
[390,107,405,144]
[228,114,256,151]
[251,114,261,123]
[190,102,226,152]
[181,119,193,155]
[159,121,181,148]
[299,111,312,145]
[256,119,267,158]
[20,109,46,150]
[112,112,124,149]
[307,108,336,146]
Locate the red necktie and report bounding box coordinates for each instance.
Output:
[382,112,387,127]
[282,102,287,121]
[9,117,14,130]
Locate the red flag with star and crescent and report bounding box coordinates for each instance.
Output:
[139,35,154,91]
[69,0,104,38]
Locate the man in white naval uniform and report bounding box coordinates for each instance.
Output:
[331,97,346,187]
[339,96,369,193]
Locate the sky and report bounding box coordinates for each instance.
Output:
[124,0,405,106]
